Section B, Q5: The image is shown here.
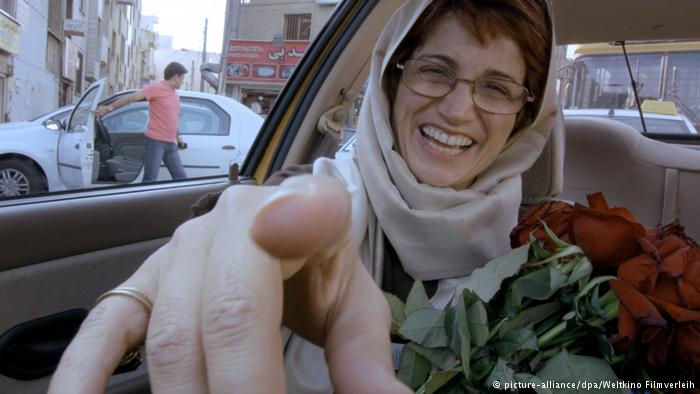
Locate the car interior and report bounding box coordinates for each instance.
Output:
[1,0,699,392]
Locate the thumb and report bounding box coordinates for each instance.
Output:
[250,174,352,277]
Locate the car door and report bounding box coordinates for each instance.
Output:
[56,78,106,190]
[166,100,234,179]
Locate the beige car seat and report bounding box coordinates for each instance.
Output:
[559,117,700,240]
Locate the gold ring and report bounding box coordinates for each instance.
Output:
[96,287,153,313]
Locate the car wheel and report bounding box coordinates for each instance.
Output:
[0,160,46,197]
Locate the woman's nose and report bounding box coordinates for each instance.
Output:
[437,81,478,125]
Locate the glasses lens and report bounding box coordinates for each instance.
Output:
[474,79,528,114]
[402,60,453,98]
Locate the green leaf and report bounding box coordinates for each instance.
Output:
[384,292,406,336]
[494,327,538,356]
[514,373,554,394]
[462,244,530,302]
[470,354,496,381]
[536,350,620,394]
[565,257,592,286]
[445,294,471,377]
[399,309,448,348]
[466,301,489,347]
[425,370,460,394]
[397,345,431,391]
[406,343,457,370]
[507,266,567,308]
[499,302,562,336]
[406,280,431,315]
[485,358,515,390]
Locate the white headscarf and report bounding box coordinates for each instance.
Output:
[286,1,560,391]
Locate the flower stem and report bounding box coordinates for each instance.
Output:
[598,289,617,306]
[537,321,567,348]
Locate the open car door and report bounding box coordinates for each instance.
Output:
[57,78,106,190]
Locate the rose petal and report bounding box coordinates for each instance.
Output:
[645,325,673,365]
[678,277,700,310]
[617,254,659,293]
[610,280,667,327]
[659,246,690,277]
[611,303,640,352]
[657,235,688,258]
[570,207,645,268]
[586,192,610,211]
[649,274,684,306]
[686,253,700,287]
[649,297,700,322]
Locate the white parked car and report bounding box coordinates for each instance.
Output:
[0,79,263,197]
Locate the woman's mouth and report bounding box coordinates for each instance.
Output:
[419,125,474,156]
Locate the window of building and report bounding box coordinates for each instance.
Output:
[46,33,62,77]
[284,13,311,41]
[66,0,73,19]
[48,0,62,36]
[0,0,15,16]
[76,52,84,93]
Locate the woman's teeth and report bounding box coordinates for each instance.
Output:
[420,126,474,156]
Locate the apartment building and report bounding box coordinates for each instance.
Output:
[0,0,154,122]
[0,1,22,122]
[220,0,339,111]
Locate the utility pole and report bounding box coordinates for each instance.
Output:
[201,18,208,92]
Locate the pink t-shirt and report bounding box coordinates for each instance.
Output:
[142,82,180,143]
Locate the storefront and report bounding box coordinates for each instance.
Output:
[0,9,21,122]
[223,39,310,115]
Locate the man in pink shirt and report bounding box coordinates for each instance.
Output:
[96,62,188,182]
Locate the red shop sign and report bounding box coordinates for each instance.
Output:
[225,40,309,84]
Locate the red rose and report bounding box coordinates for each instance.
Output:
[512,192,645,269]
[611,234,700,374]
[511,200,573,250]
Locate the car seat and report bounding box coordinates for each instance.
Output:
[559,116,700,240]
[105,156,143,182]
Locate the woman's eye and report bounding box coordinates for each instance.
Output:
[418,66,452,82]
[482,81,511,97]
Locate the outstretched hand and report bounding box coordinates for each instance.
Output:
[49,175,409,393]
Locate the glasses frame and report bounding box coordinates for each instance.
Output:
[396,59,535,115]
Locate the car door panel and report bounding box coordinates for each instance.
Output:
[110,133,146,161]
[57,79,106,189]
[0,179,233,392]
[0,238,164,394]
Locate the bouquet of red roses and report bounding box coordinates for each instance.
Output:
[387,193,699,393]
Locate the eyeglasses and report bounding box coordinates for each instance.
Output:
[396,59,535,115]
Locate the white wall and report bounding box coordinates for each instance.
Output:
[9,0,58,121]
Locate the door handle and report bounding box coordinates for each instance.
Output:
[221,145,236,150]
[0,309,87,380]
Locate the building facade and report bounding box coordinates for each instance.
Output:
[0,0,155,122]
[220,0,338,112]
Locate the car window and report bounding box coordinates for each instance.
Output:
[0,0,336,199]
[66,86,100,134]
[179,98,229,136]
[103,108,148,132]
